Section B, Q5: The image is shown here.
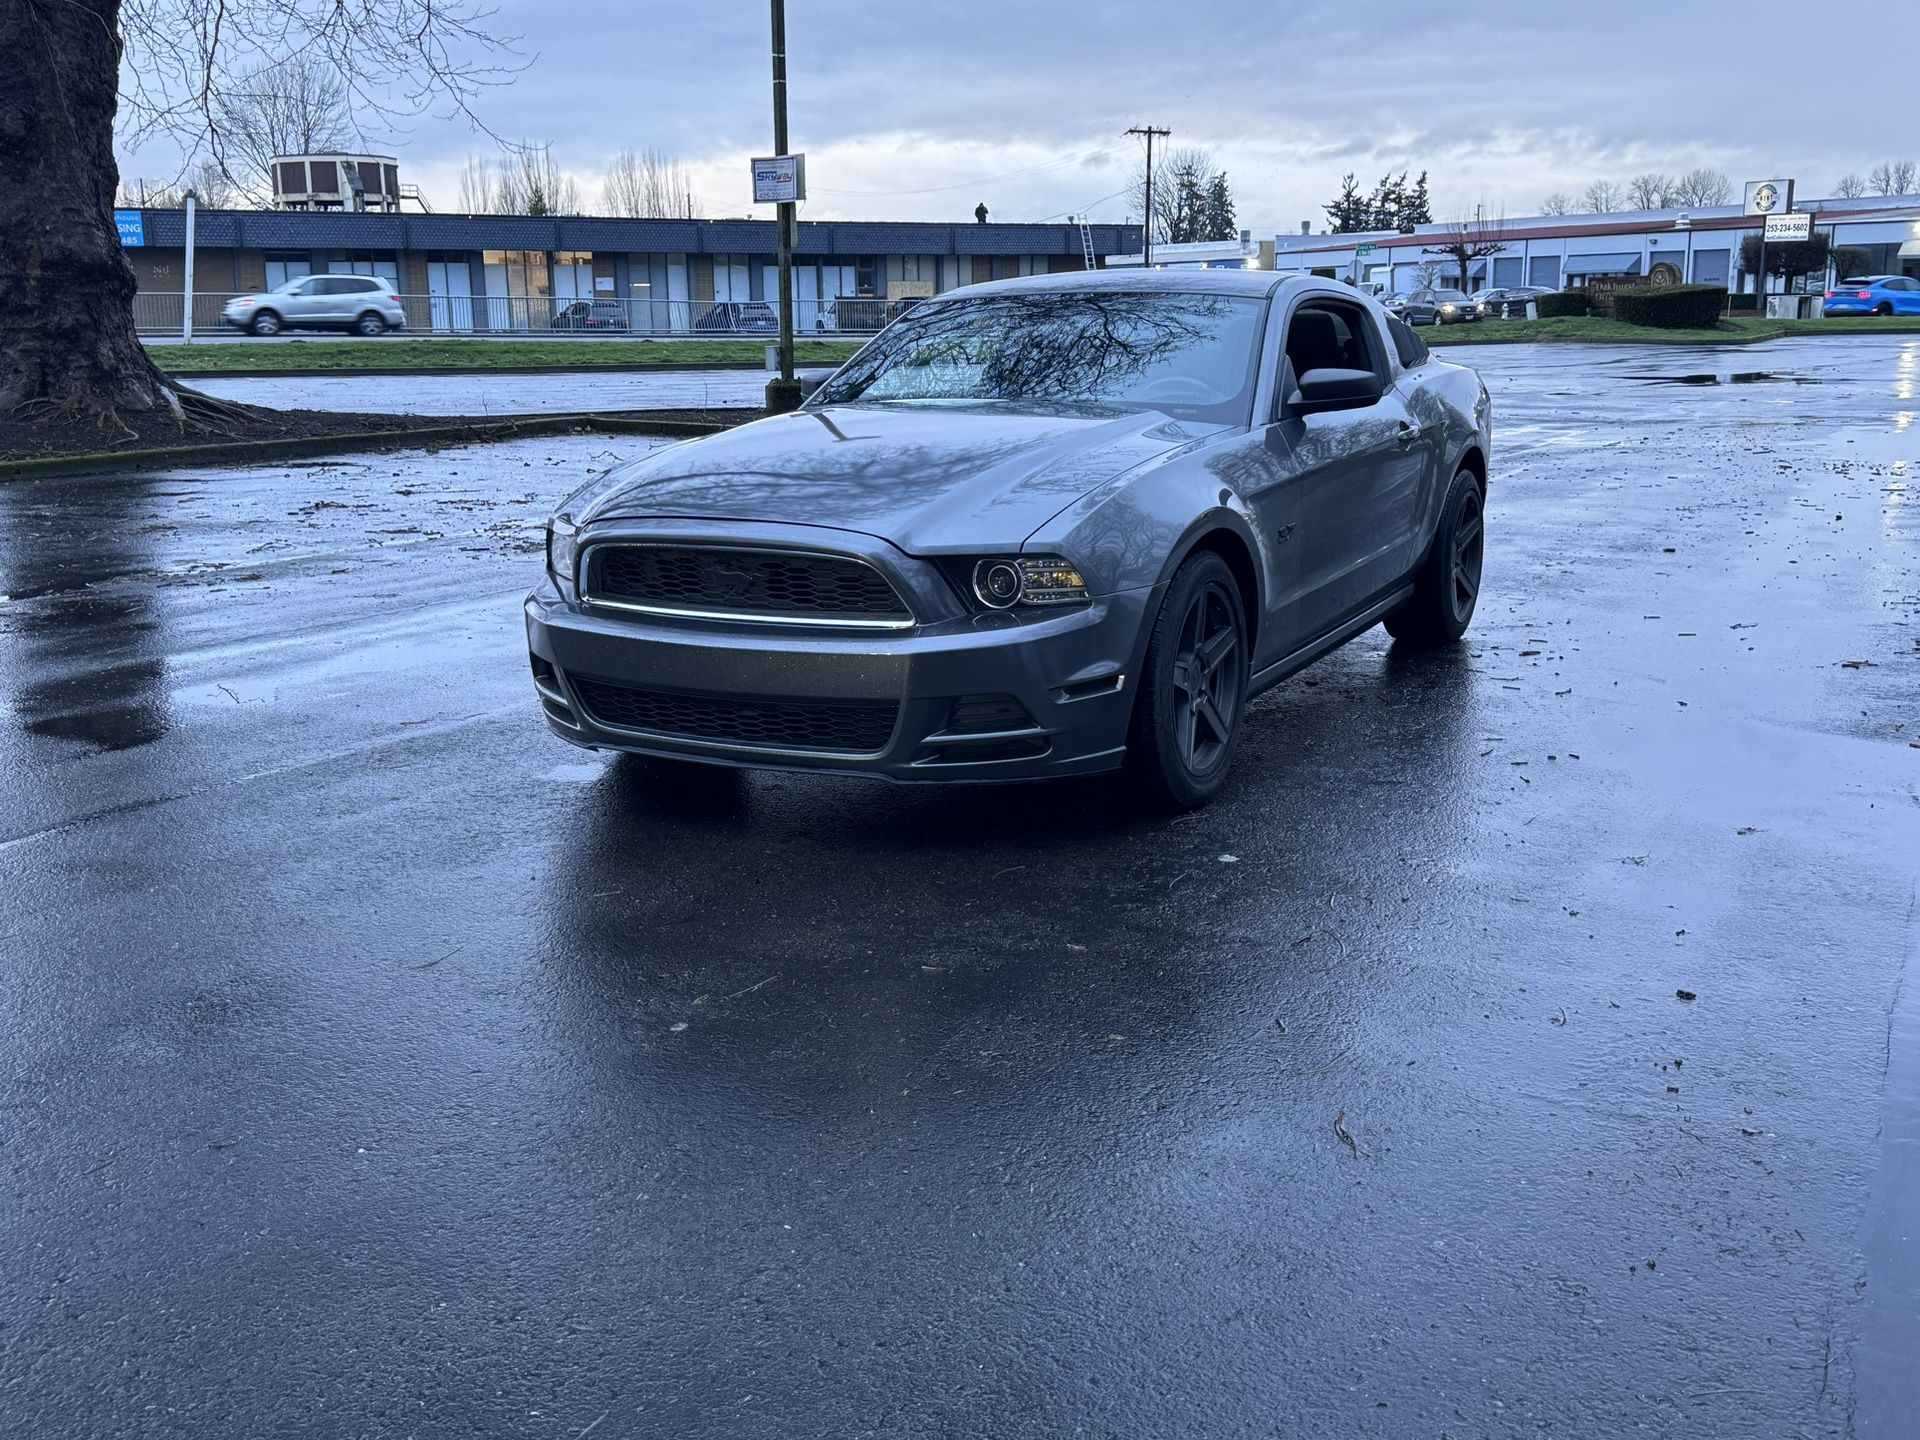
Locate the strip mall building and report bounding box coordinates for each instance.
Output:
[115,209,1141,333]
[1111,193,1920,295]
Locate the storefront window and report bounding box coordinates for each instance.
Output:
[481,249,552,329]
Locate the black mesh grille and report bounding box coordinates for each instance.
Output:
[572,677,898,754]
[589,546,910,622]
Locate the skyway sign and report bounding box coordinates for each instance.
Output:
[114,210,144,246]
[1763,211,1811,242]
[751,155,806,204]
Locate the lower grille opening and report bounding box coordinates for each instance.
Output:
[944,693,1037,734]
[572,676,898,754]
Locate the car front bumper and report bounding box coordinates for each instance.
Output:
[524,527,1157,783]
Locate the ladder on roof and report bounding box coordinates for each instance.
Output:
[1078,219,1098,271]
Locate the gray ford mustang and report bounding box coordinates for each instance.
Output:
[527,270,1491,807]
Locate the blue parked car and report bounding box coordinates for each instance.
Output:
[1823,275,1920,316]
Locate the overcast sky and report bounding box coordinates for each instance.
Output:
[121,1,1912,226]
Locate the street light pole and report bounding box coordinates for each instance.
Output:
[771,0,794,386]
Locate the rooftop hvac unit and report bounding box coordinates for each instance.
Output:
[272,153,404,213]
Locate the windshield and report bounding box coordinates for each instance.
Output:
[816,290,1268,425]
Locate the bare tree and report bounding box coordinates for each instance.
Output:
[1414,258,1446,289]
[1128,147,1229,245]
[456,154,498,213]
[213,55,352,201]
[601,147,701,219]
[1833,173,1869,199]
[1582,180,1623,213]
[492,143,579,216]
[1423,210,1508,293]
[1626,173,1674,209]
[1,0,517,432]
[1670,168,1733,207]
[1869,160,1918,195]
[116,158,234,208]
[1539,192,1574,217]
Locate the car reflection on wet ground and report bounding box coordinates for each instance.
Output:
[2,338,1917,1439]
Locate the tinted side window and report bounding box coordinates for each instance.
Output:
[1387,314,1430,368]
[1286,302,1376,377]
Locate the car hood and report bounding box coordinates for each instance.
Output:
[577,401,1222,551]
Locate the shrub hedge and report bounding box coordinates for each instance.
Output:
[1535,290,1590,318]
[1611,285,1730,330]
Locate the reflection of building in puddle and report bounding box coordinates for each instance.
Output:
[3,484,171,752]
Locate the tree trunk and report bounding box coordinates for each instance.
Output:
[0,0,181,425]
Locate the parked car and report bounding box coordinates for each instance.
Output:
[1473,286,1557,319]
[1380,292,1411,319]
[221,275,405,336]
[1822,275,1920,316]
[1404,288,1478,326]
[693,300,780,333]
[527,271,1493,808]
[552,299,630,332]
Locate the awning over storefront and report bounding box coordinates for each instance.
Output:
[1897,239,1920,260]
[1564,252,1642,275]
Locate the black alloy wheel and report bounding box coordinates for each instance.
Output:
[1384,466,1485,645]
[1129,552,1250,808]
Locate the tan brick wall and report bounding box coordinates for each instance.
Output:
[235,249,268,291]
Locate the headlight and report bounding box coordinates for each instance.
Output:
[968,555,1089,610]
[1440,303,1456,313]
[546,516,580,586]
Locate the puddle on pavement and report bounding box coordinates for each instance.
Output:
[1625,371,1819,387]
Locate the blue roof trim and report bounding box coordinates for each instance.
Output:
[118,209,1145,260]
[1564,252,1643,274]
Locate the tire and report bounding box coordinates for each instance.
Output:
[354,311,388,337]
[1126,551,1250,809]
[1875,303,1894,317]
[1384,465,1485,646]
[248,310,281,336]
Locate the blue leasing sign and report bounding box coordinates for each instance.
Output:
[114,210,145,246]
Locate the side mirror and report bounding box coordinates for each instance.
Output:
[1288,367,1383,416]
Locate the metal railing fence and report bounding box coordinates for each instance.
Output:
[134,292,925,338]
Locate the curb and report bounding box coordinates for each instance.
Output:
[0,411,732,481]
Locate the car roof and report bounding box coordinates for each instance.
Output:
[936,268,1310,303]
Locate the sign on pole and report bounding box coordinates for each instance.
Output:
[114,210,145,246]
[1743,179,1794,216]
[752,155,806,205]
[1355,243,1374,256]
[1764,211,1811,242]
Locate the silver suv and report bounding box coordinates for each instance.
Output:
[222,275,406,336]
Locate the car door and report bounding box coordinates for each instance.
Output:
[279,277,325,323]
[1271,297,1428,639]
[1895,278,1920,315]
[1406,290,1435,325]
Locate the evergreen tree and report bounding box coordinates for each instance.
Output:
[1366,173,1404,232]
[1324,173,1370,233]
[1399,171,1432,230]
[1202,173,1237,242]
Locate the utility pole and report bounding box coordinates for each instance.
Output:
[771,0,794,387]
[1127,125,1170,267]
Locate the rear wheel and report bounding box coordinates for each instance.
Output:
[354,311,388,336]
[1876,303,1894,317]
[248,310,281,336]
[1127,552,1250,809]
[1384,466,1485,646]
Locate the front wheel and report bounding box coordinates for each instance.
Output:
[1384,465,1485,646]
[248,310,281,336]
[1127,552,1250,809]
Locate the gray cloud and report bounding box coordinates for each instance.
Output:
[121,1,1912,225]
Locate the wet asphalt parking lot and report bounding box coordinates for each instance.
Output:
[3,338,1918,1439]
